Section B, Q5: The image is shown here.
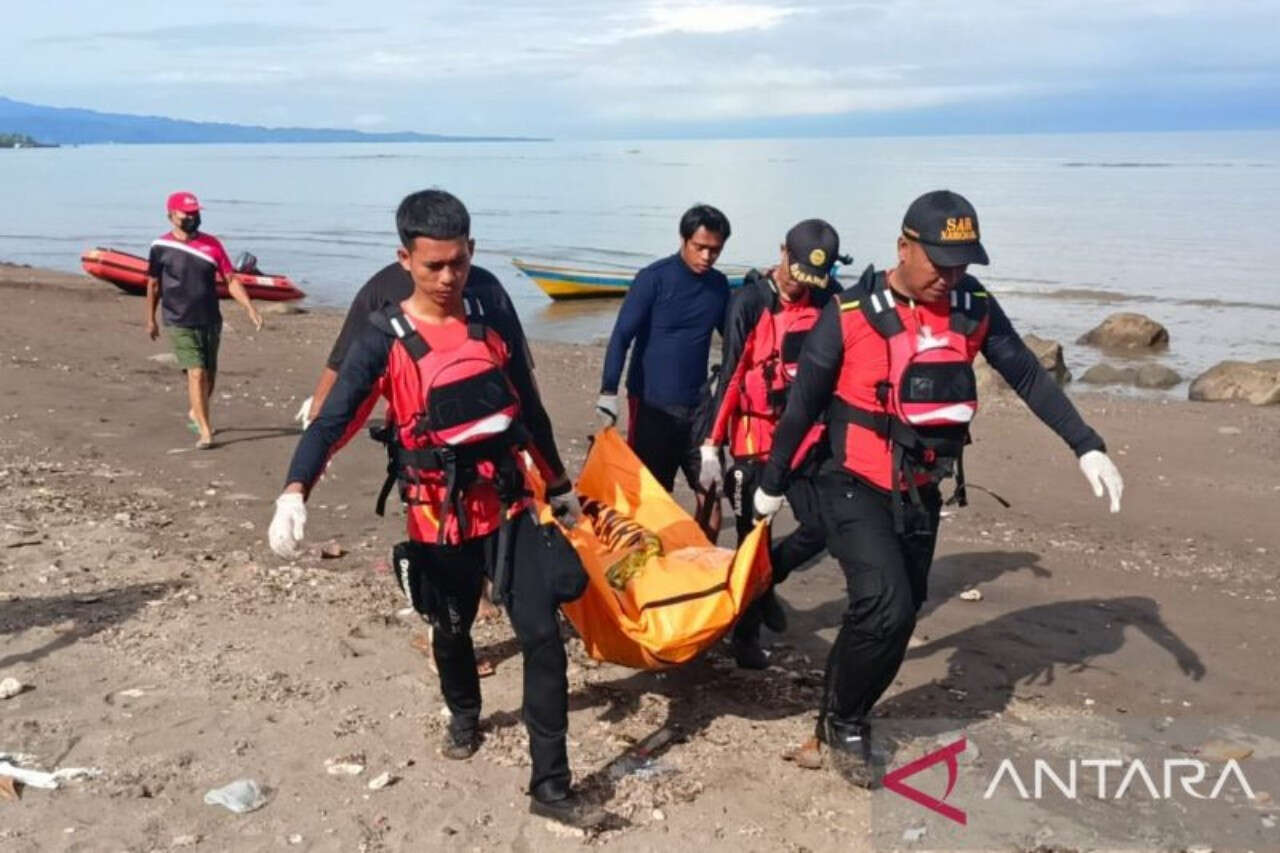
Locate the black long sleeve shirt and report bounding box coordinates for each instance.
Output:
[760,272,1105,495]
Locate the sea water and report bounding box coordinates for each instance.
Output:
[2,131,1277,387]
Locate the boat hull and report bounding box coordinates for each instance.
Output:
[512,258,747,300]
[81,247,306,302]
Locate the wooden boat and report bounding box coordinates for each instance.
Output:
[512,258,751,300]
[81,247,305,302]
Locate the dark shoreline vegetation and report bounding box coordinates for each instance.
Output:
[0,96,544,145]
[0,132,56,149]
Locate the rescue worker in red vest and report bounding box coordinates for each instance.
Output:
[753,190,1124,786]
[699,219,843,669]
[266,190,604,829]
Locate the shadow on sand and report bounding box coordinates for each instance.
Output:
[546,548,1205,809]
[0,581,182,669]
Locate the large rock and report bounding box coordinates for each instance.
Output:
[1077,313,1169,351]
[1081,363,1182,389]
[975,334,1070,396]
[1188,360,1280,405]
[1080,363,1134,385]
[1135,364,1182,389]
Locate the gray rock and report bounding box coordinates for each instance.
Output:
[976,334,1070,396]
[1025,334,1072,384]
[1077,313,1169,350]
[1081,363,1182,389]
[1134,364,1182,389]
[1189,360,1280,405]
[147,352,179,365]
[1081,363,1137,385]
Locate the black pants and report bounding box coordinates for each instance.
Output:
[394,512,582,792]
[726,458,829,641]
[628,398,702,493]
[816,470,941,728]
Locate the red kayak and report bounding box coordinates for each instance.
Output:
[81,247,305,302]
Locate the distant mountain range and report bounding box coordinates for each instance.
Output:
[0,97,542,144]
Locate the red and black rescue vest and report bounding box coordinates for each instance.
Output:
[715,280,826,461]
[371,304,529,544]
[829,268,990,528]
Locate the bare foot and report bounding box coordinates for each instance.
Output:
[410,630,438,674]
[188,411,218,437]
[410,627,496,678]
[476,595,502,623]
[783,737,824,770]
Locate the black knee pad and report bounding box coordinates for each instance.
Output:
[392,541,467,636]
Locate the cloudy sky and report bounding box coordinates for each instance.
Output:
[7,0,1279,137]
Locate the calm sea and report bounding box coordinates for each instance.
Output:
[2,132,1278,388]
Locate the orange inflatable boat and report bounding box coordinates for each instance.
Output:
[81,247,305,302]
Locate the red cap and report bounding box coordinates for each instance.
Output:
[166,191,201,214]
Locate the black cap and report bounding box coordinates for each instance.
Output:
[901,190,989,266]
[784,219,840,288]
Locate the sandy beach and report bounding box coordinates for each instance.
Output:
[2,263,1279,851]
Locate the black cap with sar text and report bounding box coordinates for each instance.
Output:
[901,190,989,266]
[785,219,840,287]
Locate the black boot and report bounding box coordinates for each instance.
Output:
[820,716,881,788]
[759,587,787,633]
[529,779,607,829]
[731,631,770,670]
[440,724,480,760]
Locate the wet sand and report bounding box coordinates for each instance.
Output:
[1,263,1278,850]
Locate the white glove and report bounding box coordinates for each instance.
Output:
[294,396,313,431]
[1079,450,1123,513]
[549,491,582,528]
[698,445,723,492]
[269,492,307,557]
[753,487,785,522]
[596,394,618,427]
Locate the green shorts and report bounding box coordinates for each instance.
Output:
[168,323,221,371]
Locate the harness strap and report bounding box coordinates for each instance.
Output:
[384,308,431,361]
[368,425,532,527]
[860,271,905,339]
[948,278,989,337]
[834,399,974,534]
[830,399,921,448]
[953,455,968,508]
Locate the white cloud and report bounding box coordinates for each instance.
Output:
[4,0,1279,134]
[644,2,798,35]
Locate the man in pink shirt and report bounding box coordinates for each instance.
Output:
[144,191,262,448]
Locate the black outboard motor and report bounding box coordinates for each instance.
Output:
[235,251,261,275]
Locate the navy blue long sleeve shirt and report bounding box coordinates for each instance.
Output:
[600,254,730,409]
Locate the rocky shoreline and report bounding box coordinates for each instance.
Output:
[1,264,1278,850]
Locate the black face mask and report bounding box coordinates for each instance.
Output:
[178,213,201,234]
